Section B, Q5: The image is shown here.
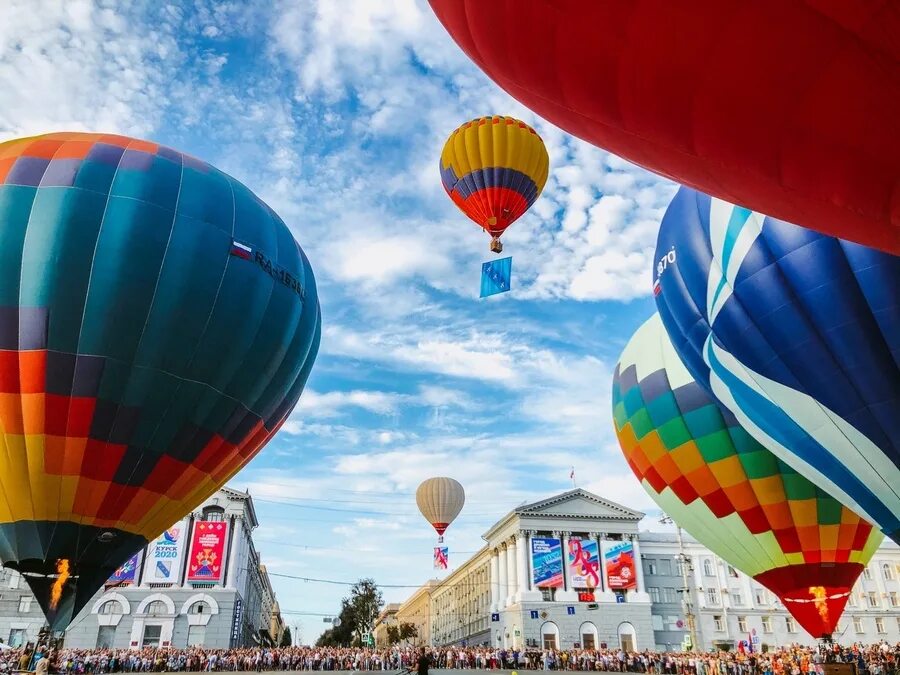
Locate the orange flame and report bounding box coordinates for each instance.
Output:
[809,586,829,625]
[49,559,70,611]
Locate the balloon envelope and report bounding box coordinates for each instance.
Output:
[440,116,549,248]
[613,314,882,638]
[429,0,900,254]
[0,132,321,628]
[653,187,900,544]
[416,477,465,536]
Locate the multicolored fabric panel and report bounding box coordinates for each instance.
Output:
[612,315,882,638]
[653,186,900,544]
[0,132,321,628]
[439,116,548,237]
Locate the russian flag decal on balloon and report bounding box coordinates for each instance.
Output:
[230,240,252,260]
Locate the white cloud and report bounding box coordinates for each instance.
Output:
[295,389,404,417]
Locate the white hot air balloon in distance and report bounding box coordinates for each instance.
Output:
[416,477,465,543]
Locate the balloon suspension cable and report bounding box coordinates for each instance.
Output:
[489,237,503,254]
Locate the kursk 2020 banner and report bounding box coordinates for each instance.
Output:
[187,521,228,582]
[531,536,563,588]
[604,540,637,590]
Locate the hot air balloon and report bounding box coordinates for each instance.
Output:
[440,116,549,253]
[0,132,321,630]
[429,1,900,255]
[416,477,465,541]
[613,314,883,638]
[652,186,900,545]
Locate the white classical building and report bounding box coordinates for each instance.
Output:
[0,488,278,650]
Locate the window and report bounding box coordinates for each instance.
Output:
[896,618,900,634]
[867,592,879,608]
[785,617,796,633]
[853,617,865,634]
[652,615,664,631]
[17,596,31,613]
[882,563,894,580]
[731,591,743,607]
[645,560,658,575]
[863,566,872,580]
[848,592,858,607]
[754,588,767,605]
[889,592,899,608]
[541,588,555,602]
[189,601,209,615]
[659,559,672,576]
[187,625,206,647]
[96,626,116,649]
[99,600,123,615]
[665,616,680,630]
[648,587,661,603]
[142,625,162,648]
[703,559,714,577]
[706,588,720,605]
[737,616,747,633]
[875,618,885,634]
[727,565,739,578]
[202,506,225,522]
[144,600,167,615]
[663,588,678,603]
[713,616,724,632]
[8,629,24,648]
[762,616,772,633]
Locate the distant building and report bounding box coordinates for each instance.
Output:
[374,603,401,648]
[399,489,900,652]
[0,487,279,650]
[396,580,439,648]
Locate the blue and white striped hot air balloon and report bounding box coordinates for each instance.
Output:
[652,187,900,544]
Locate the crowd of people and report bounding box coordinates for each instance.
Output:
[0,643,898,675]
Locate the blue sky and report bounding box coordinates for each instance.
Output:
[1,0,679,642]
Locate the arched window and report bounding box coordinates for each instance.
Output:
[189,601,209,615]
[98,600,123,615]
[202,506,225,522]
[144,600,167,615]
[882,563,894,580]
[703,559,714,577]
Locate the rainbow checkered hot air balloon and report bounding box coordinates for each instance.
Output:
[439,116,549,253]
[0,132,321,629]
[612,315,882,639]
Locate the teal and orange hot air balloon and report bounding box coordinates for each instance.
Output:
[440,115,549,253]
[0,132,321,629]
[612,315,882,639]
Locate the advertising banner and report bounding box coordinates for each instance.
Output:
[433,546,449,570]
[187,520,228,582]
[531,536,563,588]
[107,553,139,585]
[604,540,637,590]
[147,522,186,582]
[568,537,601,589]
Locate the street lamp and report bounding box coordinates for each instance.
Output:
[660,515,698,652]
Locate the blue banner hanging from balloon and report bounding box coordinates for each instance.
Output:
[480,256,512,298]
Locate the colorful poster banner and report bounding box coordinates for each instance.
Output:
[604,540,637,590]
[531,537,563,588]
[433,546,449,570]
[187,521,228,582]
[107,553,139,585]
[148,522,186,582]
[568,537,601,589]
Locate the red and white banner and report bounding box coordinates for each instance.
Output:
[187,521,228,582]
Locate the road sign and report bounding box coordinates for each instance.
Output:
[567,606,575,615]
[491,613,500,622]
[530,610,539,619]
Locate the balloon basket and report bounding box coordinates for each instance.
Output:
[489,237,503,253]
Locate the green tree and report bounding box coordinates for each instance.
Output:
[398,623,418,644]
[279,626,292,647]
[386,625,400,645]
[346,579,383,646]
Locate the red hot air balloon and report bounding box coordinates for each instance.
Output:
[429,0,900,254]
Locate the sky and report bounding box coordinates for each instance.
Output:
[0,0,680,643]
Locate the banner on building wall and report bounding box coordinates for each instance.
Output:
[187,520,229,582]
[604,540,637,590]
[568,537,600,589]
[531,537,563,588]
[230,598,244,648]
[148,522,187,582]
[107,553,139,585]
[433,546,448,570]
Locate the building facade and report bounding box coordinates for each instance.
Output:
[401,489,900,653]
[374,603,401,648]
[0,487,278,650]
[396,581,439,648]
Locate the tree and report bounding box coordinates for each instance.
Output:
[399,623,418,644]
[346,579,383,647]
[386,625,400,645]
[279,626,292,647]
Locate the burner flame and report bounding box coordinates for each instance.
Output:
[49,559,70,611]
[809,585,829,624]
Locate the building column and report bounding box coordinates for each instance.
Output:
[628,535,651,603]
[505,537,517,607]
[226,516,240,590]
[490,549,501,612]
[498,544,509,611]
[556,531,578,602]
[597,532,616,602]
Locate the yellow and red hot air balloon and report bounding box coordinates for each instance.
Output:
[416,477,465,541]
[612,315,882,639]
[439,116,549,253]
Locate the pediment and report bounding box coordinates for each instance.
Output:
[515,488,643,521]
